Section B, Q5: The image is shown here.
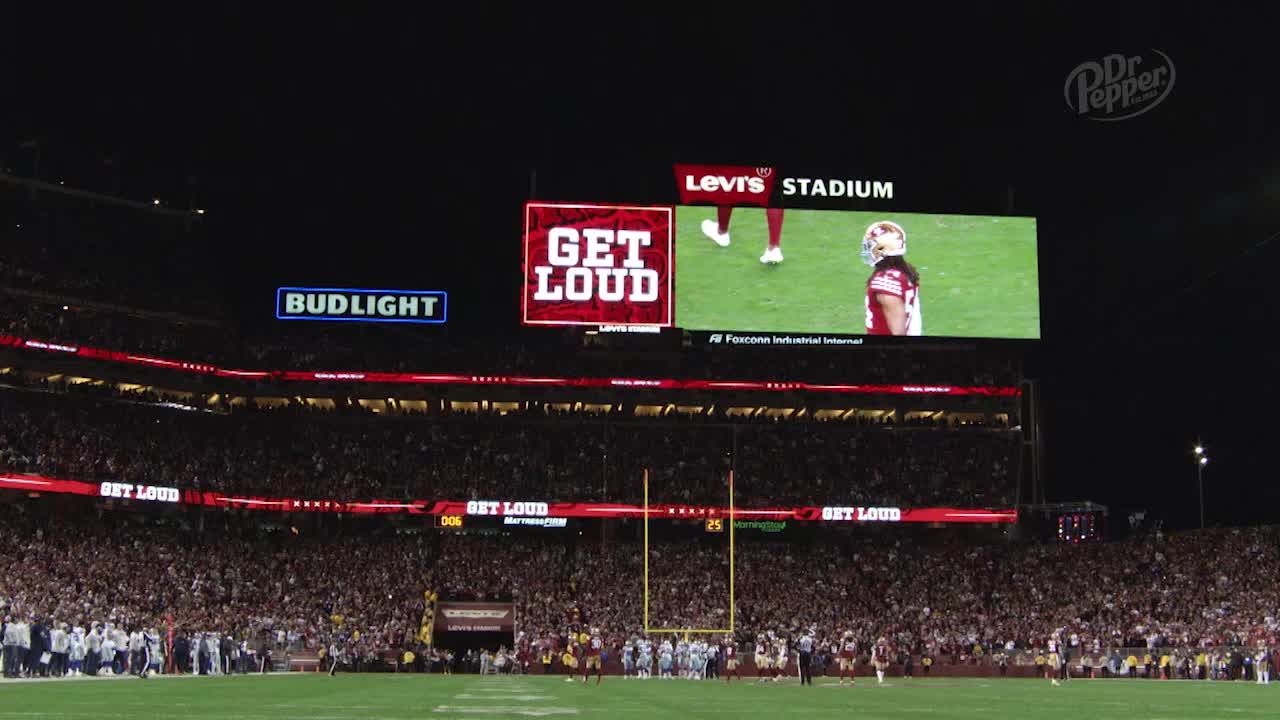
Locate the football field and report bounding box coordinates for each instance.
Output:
[2,674,1274,719]
[674,207,1040,339]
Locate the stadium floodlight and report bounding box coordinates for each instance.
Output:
[1194,442,1208,530]
[152,198,160,206]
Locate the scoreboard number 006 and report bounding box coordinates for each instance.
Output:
[435,514,465,529]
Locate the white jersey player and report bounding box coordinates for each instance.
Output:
[772,639,789,682]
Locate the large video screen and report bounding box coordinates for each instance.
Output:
[675,207,1039,339]
[522,175,1040,341]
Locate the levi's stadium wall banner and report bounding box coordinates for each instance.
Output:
[436,602,515,632]
[522,165,1039,341]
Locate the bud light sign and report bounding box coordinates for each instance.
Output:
[276,287,447,324]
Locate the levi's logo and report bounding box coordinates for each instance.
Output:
[685,174,767,194]
[674,164,776,206]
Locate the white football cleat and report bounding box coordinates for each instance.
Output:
[701,219,731,247]
[759,246,784,264]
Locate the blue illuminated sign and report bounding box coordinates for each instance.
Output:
[276,287,448,324]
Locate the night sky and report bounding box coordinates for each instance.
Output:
[4,4,1279,529]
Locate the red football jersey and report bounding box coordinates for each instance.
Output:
[841,641,857,659]
[586,636,603,657]
[872,645,890,662]
[865,268,921,336]
[724,644,736,659]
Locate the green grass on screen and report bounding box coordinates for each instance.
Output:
[674,207,1040,339]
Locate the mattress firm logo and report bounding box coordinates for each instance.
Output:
[276,287,447,324]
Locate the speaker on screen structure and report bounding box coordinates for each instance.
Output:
[522,202,674,328]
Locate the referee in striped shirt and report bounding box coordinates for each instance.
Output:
[797,629,815,686]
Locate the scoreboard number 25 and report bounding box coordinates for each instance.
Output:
[705,518,724,533]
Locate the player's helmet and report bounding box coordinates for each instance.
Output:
[860,221,907,266]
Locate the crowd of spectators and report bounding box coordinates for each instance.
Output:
[0,510,429,678]
[0,387,1019,507]
[431,527,1280,668]
[2,508,1277,680]
[0,292,1022,387]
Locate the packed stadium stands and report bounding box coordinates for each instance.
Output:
[0,385,1017,506]
[0,291,1021,386]
[1,506,1276,679]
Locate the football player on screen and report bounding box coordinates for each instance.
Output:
[701,207,786,264]
[861,220,922,336]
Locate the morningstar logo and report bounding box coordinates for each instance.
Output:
[523,203,673,328]
[674,164,776,206]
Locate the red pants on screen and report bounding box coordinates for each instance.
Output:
[717,207,784,248]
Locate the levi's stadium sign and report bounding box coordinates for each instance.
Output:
[674,164,894,207]
[437,602,515,632]
[276,287,447,324]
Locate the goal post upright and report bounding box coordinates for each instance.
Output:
[728,467,734,634]
[643,467,649,632]
[642,467,736,637]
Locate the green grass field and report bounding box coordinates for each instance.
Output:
[675,207,1040,339]
[2,674,1274,719]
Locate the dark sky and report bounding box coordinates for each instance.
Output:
[3,4,1279,529]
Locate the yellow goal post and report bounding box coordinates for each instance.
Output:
[642,468,735,636]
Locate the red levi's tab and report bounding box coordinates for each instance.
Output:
[674,164,777,206]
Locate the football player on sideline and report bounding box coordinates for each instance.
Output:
[582,627,604,685]
[1047,634,1063,686]
[701,207,787,264]
[872,637,891,685]
[723,636,741,682]
[838,631,858,686]
[754,634,771,682]
[861,221,922,336]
